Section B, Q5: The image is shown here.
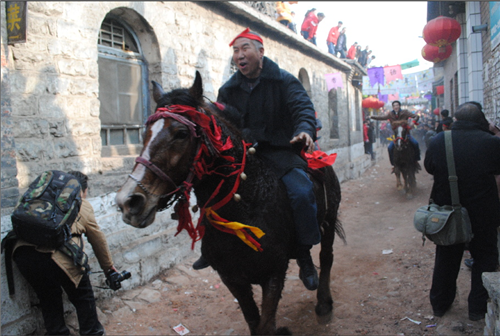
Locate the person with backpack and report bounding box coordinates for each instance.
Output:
[9,171,120,335]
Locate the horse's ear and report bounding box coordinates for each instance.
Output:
[189,71,203,102]
[152,81,166,104]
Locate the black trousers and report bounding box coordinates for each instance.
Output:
[13,246,104,335]
[430,224,498,316]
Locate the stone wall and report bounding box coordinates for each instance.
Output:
[1,2,371,334]
[480,2,500,123]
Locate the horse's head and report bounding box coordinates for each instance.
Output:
[392,119,411,150]
[115,71,210,228]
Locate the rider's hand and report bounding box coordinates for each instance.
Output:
[291,132,314,154]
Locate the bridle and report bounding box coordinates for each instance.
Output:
[128,105,202,209]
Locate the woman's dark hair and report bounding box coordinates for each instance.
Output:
[440,109,449,118]
[67,171,88,191]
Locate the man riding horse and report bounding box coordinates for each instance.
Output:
[192,28,321,291]
[371,100,421,170]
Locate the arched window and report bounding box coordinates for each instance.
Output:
[98,15,148,156]
[298,68,312,99]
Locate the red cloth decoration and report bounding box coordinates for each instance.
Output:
[423,16,461,47]
[229,27,264,47]
[304,150,337,169]
[436,85,445,95]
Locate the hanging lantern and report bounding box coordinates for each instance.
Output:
[433,108,440,115]
[377,100,385,109]
[423,16,461,47]
[421,44,452,63]
[362,97,380,109]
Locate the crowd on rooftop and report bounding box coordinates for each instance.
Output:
[275,2,376,69]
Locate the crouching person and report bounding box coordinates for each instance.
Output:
[11,171,119,335]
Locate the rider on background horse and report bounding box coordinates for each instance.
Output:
[192,28,321,291]
[371,100,421,170]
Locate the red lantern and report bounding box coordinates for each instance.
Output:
[423,16,461,47]
[433,108,440,115]
[422,44,452,63]
[377,101,385,109]
[362,97,380,109]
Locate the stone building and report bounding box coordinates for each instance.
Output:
[1,2,371,334]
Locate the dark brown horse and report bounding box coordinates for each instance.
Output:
[392,119,420,199]
[115,72,345,335]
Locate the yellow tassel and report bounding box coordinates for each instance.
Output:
[205,208,265,251]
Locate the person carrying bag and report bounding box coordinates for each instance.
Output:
[414,131,473,246]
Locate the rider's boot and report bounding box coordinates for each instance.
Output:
[297,245,318,291]
[193,255,210,270]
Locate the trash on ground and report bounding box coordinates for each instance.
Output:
[426,324,436,328]
[382,249,393,255]
[401,317,421,325]
[173,323,190,335]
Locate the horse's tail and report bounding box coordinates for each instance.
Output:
[321,165,347,245]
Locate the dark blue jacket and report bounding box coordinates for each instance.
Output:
[217,57,316,177]
[424,121,500,230]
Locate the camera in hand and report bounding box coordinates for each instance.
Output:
[106,270,131,291]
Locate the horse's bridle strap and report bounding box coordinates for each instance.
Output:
[135,157,176,188]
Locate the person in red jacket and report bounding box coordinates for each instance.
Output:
[347,42,358,59]
[327,21,342,55]
[300,9,325,46]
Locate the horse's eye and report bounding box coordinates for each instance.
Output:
[174,130,189,140]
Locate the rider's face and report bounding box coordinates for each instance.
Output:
[393,103,401,113]
[232,38,264,79]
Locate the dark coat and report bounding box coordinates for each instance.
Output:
[217,56,316,177]
[335,33,347,52]
[424,121,500,230]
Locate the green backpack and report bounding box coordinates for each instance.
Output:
[2,171,89,295]
[11,170,82,248]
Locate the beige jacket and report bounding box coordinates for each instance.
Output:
[14,199,114,287]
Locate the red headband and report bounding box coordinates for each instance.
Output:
[229,27,264,47]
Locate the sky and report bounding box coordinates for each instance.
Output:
[290,1,434,74]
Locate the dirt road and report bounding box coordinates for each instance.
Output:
[98,153,486,335]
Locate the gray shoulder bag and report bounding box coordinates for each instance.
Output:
[413,131,473,246]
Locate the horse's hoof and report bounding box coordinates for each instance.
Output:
[276,327,292,335]
[398,188,405,195]
[315,308,333,325]
[406,193,414,200]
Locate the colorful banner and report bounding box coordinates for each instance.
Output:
[388,93,400,101]
[324,72,344,91]
[378,93,389,103]
[384,65,403,84]
[400,59,420,70]
[367,67,385,87]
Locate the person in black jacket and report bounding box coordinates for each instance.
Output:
[435,109,453,133]
[192,28,320,291]
[335,28,347,59]
[424,102,500,321]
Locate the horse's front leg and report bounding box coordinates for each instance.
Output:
[221,276,261,334]
[394,168,403,190]
[258,274,289,335]
[315,219,336,323]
